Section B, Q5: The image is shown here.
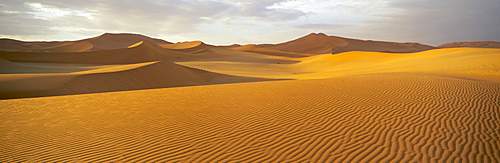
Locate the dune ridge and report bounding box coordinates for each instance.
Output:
[83,33,172,51]
[257,33,435,54]
[0,33,172,52]
[0,40,193,64]
[438,41,500,48]
[231,44,312,58]
[3,33,500,54]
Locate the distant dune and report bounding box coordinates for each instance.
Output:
[438,41,500,48]
[0,40,193,64]
[83,33,172,51]
[231,44,311,58]
[161,41,214,53]
[256,33,435,54]
[0,33,172,52]
[1,33,499,162]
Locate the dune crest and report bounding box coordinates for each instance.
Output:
[257,33,435,54]
[0,33,173,52]
[82,33,172,51]
[438,41,500,48]
[127,41,144,48]
[0,40,194,64]
[161,41,215,54]
[231,44,311,58]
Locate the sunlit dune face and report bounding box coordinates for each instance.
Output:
[127,41,144,48]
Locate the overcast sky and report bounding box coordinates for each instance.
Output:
[1,0,499,45]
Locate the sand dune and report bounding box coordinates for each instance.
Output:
[178,48,500,81]
[0,38,69,52]
[161,41,211,52]
[291,48,500,79]
[83,33,172,51]
[231,44,312,58]
[438,41,500,48]
[0,60,269,99]
[158,41,302,63]
[1,72,498,162]
[1,33,499,162]
[0,57,26,68]
[44,41,95,52]
[0,40,194,64]
[0,33,172,52]
[257,33,435,54]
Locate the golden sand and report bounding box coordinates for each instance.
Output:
[1,33,499,162]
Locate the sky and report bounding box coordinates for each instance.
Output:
[1,0,499,46]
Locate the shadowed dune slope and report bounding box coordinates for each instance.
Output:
[1,72,499,162]
[0,33,172,52]
[44,41,95,52]
[160,41,302,63]
[83,33,172,51]
[231,44,312,58]
[0,40,194,64]
[0,60,270,99]
[438,41,500,48]
[0,58,26,68]
[257,33,435,54]
[0,39,68,52]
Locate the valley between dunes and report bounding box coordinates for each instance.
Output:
[0,33,499,162]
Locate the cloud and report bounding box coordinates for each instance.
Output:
[0,0,233,39]
[296,23,348,29]
[0,0,498,45]
[362,0,500,45]
[0,0,309,42]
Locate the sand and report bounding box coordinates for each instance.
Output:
[1,33,499,162]
[438,41,500,48]
[1,73,499,162]
[257,33,435,54]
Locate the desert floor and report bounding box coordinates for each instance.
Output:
[1,35,499,162]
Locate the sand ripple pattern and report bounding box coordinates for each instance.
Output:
[1,73,499,162]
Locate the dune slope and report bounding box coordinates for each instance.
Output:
[0,40,193,64]
[291,48,500,80]
[257,33,435,54]
[83,33,172,51]
[0,33,173,52]
[0,60,269,99]
[438,41,500,48]
[0,72,498,162]
[178,48,500,81]
[231,44,311,58]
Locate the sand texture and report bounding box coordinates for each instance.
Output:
[1,73,499,162]
[1,33,499,162]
